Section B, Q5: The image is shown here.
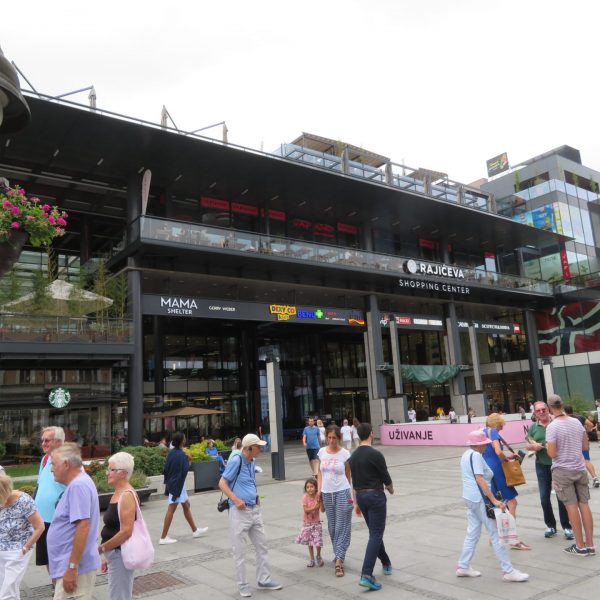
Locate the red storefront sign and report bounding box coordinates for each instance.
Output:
[200,196,230,210]
[231,202,259,216]
[337,222,357,235]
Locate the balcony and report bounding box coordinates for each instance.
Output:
[273,143,494,213]
[137,216,553,295]
[0,315,133,345]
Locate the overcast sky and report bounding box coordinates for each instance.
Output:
[2,0,599,184]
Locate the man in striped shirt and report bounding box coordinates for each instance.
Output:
[546,394,594,556]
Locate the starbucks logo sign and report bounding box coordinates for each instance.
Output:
[49,387,71,409]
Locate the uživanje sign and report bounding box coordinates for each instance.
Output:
[380,419,531,447]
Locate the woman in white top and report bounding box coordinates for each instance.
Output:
[316,420,326,446]
[316,425,352,578]
[340,419,353,450]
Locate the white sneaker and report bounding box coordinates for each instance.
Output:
[193,527,208,538]
[456,567,481,577]
[503,569,529,582]
[159,536,178,545]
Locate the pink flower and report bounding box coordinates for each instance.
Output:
[3,200,12,209]
[48,216,56,225]
[10,206,20,215]
[26,215,34,221]
[57,217,67,226]
[31,197,40,203]
[42,204,51,211]
[10,222,20,229]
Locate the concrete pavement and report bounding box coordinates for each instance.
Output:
[21,441,600,599]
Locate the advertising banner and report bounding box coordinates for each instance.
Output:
[486,152,509,178]
[380,419,531,446]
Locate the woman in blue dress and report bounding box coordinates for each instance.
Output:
[483,413,531,550]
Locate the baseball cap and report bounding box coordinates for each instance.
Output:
[466,430,492,446]
[547,394,563,407]
[242,433,267,448]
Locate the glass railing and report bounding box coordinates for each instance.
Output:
[138,216,553,294]
[0,316,133,344]
[273,144,495,213]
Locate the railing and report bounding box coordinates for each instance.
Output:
[273,143,495,213]
[0,316,133,344]
[137,216,553,295]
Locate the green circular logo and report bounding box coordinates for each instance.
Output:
[49,387,71,409]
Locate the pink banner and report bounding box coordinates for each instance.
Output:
[380,420,532,446]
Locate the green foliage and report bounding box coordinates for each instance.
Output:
[590,175,598,193]
[14,483,36,495]
[119,446,167,476]
[0,442,5,459]
[107,272,128,323]
[0,267,22,306]
[93,468,148,493]
[514,171,521,192]
[188,439,227,462]
[31,269,50,312]
[565,393,594,415]
[4,463,38,477]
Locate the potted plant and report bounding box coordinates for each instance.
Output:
[187,439,228,491]
[0,186,68,277]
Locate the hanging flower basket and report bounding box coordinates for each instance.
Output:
[0,229,28,277]
[0,185,68,276]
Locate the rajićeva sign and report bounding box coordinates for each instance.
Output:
[399,259,471,295]
[380,419,531,446]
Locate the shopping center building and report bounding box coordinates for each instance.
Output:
[0,94,593,457]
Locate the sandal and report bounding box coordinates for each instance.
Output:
[335,563,344,577]
[307,560,315,568]
[316,557,324,567]
[510,541,531,550]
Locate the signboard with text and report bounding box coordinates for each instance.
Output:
[142,295,365,327]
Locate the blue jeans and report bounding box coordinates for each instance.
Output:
[458,499,513,574]
[356,490,390,577]
[536,461,570,530]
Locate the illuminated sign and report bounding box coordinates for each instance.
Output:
[404,259,465,279]
[49,387,71,409]
[269,304,297,320]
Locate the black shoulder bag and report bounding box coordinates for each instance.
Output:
[217,456,243,512]
[469,451,498,520]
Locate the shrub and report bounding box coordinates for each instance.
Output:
[16,483,36,495]
[188,439,228,462]
[119,446,167,476]
[93,468,148,493]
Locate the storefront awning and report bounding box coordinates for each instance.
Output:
[400,364,461,385]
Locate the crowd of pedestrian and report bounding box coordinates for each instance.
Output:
[3,397,600,598]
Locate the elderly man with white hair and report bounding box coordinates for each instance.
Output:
[98,451,144,600]
[35,426,66,573]
[48,443,100,600]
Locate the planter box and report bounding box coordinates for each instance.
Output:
[191,460,220,491]
[97,487,157,511]
[147,472,194,497]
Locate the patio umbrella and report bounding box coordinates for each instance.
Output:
[0,279,113,316]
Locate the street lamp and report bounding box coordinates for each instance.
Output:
[0,47,31,133]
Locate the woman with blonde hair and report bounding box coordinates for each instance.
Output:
[0,474,45,599]
[483,413,530,550]
[98,452,145,600]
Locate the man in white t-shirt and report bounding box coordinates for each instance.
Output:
[340,420,353,450]
[546,394,594,556]
[407,408,416,423]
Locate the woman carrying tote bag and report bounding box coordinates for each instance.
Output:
[98,452,154,600]
[483,414,531,551]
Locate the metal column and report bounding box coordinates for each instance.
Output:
[126,173,144,446]
[266,359,285,480]
[524,309,544,401]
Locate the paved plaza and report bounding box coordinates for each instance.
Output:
[21,441,600,599]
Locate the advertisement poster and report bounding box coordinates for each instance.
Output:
[539,253,563,282]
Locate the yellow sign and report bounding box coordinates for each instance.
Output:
[269,304,297,321]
